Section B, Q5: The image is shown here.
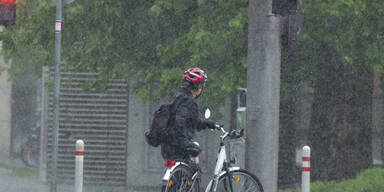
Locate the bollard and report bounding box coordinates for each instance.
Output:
[301,146,311,192]
[75,140,84,192]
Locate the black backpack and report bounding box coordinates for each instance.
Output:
[145,104,171,147]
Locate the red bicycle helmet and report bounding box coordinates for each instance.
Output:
[184,68,207,83]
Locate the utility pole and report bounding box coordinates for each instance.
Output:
[51,0,62,191]
[246,0,281,192]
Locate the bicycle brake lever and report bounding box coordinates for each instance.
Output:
[239,129,244,137]
[229,130,237,137]
[229,130,243,139]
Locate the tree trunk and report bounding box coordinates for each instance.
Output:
[278,36,301,189]
[309,43,373,181]
[278,100,299,188]
[277,10,304,187]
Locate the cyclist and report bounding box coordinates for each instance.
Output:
[161,67,216,161]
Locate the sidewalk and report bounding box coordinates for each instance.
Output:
[0,158,49,192]
[0,159,154,192]
[0,159,129,192]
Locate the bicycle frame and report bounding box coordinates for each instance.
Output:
[205,143,227,192]
[162,161,195,181]
[205,127,241,192]
[162,126,242,192]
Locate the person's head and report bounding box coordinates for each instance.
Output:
[183,67,207,98]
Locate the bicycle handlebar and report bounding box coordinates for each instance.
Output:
[214,124,225,132]
[214,123,243,140]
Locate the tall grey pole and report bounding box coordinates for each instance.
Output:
[40,67,48,183]
[246,0,281,192]
[51,0,62,192]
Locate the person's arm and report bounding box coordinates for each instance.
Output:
[196,118,216,131]
[189,102,216,131]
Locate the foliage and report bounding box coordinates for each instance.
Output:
[279,0,384,102]
[279,167,384,192]
[2,0,384,107]
[0,0,248,111]
[297,0,384,73]
[298,0,380,182]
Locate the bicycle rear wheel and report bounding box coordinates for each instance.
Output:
[163,164,200,192]
[216,169,263,192]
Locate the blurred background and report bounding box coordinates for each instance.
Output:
[0,0,383,192]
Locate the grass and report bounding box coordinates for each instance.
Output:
[0,162,39,180]
[94,187,126,192]
[279,167,384,192]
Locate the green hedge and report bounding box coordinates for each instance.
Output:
[280,167,384,192]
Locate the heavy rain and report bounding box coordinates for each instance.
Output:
[0,0,383,192]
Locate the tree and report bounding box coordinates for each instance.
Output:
[308,44,373,181]
[278,6,304,187]
[0,0,249,109]
[3,0,384,186]
[297,0,384,181]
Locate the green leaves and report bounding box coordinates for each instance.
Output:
[0,0,248,111]
[300,0,384,67]
[146,0,248,105]
[3,0,384,111]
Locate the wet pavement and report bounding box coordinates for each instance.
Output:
[0,159,49,192]
[0,159,127,192]
[0,159,148,192]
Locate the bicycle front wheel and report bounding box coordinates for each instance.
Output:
[163,164,200,192]
[216,169,263,192]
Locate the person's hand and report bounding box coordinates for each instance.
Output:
[201,119,216,129]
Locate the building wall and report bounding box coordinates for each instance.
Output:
[0,55,11,160]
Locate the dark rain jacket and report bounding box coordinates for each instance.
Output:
[161,88,207,160]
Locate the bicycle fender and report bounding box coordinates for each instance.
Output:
[162,162,193,181]
[204,167,241,192]
[218,166,241,178]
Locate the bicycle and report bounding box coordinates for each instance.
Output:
[161,109,264,192]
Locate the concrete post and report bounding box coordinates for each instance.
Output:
[246,0,281,191]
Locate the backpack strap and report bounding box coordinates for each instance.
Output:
[168,93,184,125]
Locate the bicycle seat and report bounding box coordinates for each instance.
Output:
[184,141,201,157]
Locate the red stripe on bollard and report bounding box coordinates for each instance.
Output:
[75,140,84,192]
[302,167,310,172]
[302,157,310,161]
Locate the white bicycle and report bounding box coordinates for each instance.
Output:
[161,109,264,192]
